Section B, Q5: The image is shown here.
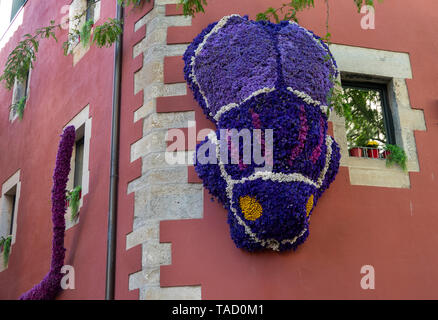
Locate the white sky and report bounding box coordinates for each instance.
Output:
[0,0,13,38]
[0,0,24,51]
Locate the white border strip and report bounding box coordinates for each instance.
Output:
[287,88,329,115]
[213,87,276,121]
[213,87,329,121]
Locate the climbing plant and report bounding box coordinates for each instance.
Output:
[334,87,386,148]
[66,185,82,222]
[384,144,408,171]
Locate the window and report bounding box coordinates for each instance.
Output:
[341,81,395,159]
[73,129,85,189]
[85,0,96,23]
[65,105,92,228]
[10,0,26,22]
[68,0,101,64]
[10,70,29,121]
[328,44,426,188]
[0,170,21,270]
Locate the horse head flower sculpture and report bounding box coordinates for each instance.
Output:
[184,15,341,252]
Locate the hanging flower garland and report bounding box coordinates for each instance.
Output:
[184,15,341,252]
[20,126,75,300]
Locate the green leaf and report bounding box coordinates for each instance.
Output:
[67,186,82,222]
[92,18,123,48]
[11,95,27,120]
[255,13,268,21]
[1,236,12,267]
[80,19,94,46]
[384,144,407,171]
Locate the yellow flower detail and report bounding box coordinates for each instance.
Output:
[306,194,314,217]
[367,140,379,147]
[239,196,263,221]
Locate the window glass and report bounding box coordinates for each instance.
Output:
[341,82,395,150]
[85,0,96,23]
[1,185,17,239]
[73,137,84,188]
[9,193,16,235]
[10,0,26,21]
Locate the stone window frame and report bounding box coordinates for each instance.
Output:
[64,105,92,229]
[0,170,21,272]
[68,0,101,65]
[328,44,426,188]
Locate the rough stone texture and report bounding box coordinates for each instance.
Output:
[140,286,201,300]
[329,45,426,188]
[329,44,413,79]
[127,1,201,299]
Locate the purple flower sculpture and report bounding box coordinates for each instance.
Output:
[20,126,75,299]
[184,15,341,252]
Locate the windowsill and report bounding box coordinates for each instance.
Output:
[343,158,410,188]
[331,110,418,189]
[0,170,21,272]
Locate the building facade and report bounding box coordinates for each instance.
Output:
[0,0,437,299]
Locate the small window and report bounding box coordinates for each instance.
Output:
[85,0,96,23]
[341,81,395,159]
[10,70,29,121]
[0,171,20,270]
[73,136,84,189]
[72,125,85,190]
[68,0,101,63]
[0,171,20,242]
[64,105,91,228]
[10,0,26,22]
[4,188,16,237]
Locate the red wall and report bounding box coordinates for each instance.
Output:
[159,0,438,299]
[1,0,438,300]
[0,0,117,299]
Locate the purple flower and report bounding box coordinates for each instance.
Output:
[185,16,341,252]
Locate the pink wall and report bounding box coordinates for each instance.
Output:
[159,0,438,299]
[0,0,116,299]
